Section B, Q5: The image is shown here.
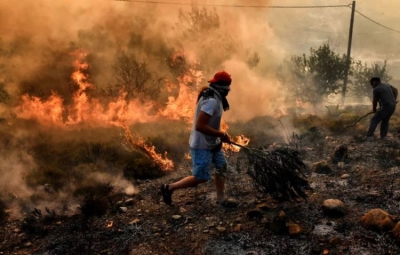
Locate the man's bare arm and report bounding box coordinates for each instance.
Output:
[195,111,225,137]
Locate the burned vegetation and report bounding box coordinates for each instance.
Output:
[1,2,400,255]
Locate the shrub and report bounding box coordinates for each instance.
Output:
[123,152,164,180]
[78,182,114,218]
[26,165,68,191]
[292,115,322,131]
[22,208,56,234]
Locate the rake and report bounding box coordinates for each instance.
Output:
[231,142,311,201]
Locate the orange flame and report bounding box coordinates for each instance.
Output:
[16,49,172,170]
[221,120,250,152]
[15,49,249,169]
[67,49,92,125]
[16,94,64,125]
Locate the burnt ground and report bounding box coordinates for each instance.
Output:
[2,135,400,255]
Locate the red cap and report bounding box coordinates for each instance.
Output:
[207,71,232,84]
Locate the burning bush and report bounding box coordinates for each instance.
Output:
[112,52,164,101]
[77,182,113,218]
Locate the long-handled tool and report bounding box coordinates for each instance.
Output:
[230,142,311,201]
[332,111,374,135]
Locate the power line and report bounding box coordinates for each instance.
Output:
[114,0,350,9]
[354,10,400,34]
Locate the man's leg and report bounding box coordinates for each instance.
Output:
[214,173,225,203]
[380,107,396,139]
[366,111,384,137]
[161,149,211,205]
[212,150,228,203]
[168,176,207,192]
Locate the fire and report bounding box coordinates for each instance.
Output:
[161,52,203,122]
[67,49,93,125]
[106,221,113,228]
[119,123,174,171]
[15,49,172,170]
[229,135,251,152]
[15,48,248,170]
[221,120,250,152]
[16,94,64,125]
[161,80,196,122]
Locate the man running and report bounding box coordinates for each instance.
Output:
[161,71,233,205]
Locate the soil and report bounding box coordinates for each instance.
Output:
[2,135,400,255]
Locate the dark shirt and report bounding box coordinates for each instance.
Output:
[373,83,396,108]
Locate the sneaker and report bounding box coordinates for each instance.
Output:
[160,184,173,205]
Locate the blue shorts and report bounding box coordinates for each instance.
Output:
[190,148,228,181]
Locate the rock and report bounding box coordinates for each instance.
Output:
[125,198,134,206]
[119,207,128,213]
[247,208,264,219]
[129,218,140,225]
[311,161,332,174]
[219,198,239,208]
[331,144,348,164]
[360,209,396,232]
[207,223,216,228]
[23,242,32,247]
[216,226,226,232]
[179,207,187,213]
[172,215,182,220]
[341,174,350,179]
[287,223,302,236]
[234,224,241,232]
[322,199,346,217]
[329,237,342,245]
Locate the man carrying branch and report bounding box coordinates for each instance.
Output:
[366,77,398,141]
[161,71,233,206]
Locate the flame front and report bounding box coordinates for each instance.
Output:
[15,49,249,171]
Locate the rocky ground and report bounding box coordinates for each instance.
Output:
[2,134,400,255]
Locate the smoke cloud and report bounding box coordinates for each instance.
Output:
[9,0,397,213]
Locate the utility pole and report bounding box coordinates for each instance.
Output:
[342,1,356,104]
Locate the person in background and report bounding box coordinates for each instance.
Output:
[366,77,398,141]
[160,71,233,206]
